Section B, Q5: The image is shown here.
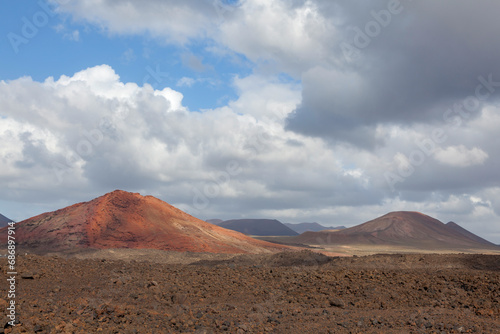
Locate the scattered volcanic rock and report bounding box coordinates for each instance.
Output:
[284,222,345,234]
[0,190,290,254]
[0,213,13,228]
[218,219,299,236]
[3,253,500,333]
[293,211,500,250]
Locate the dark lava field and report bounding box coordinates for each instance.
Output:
[1,251,499,333]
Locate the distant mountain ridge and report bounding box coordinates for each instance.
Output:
[284,222,345,234]
[218,219,299,236]
[206,219,223,225]
[445,221,496,246]
[292,211,499,250]
[0,214,14,228]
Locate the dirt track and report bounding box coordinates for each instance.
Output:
[1,251,499,333]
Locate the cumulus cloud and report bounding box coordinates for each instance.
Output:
[217,0,337,75]
[3,1,500,242]
[228,74,301,119]
[54,1,500,147]
[0,65,384,223]
[434,145,488,167]
[53,0,217,44]
[54,0,338,74]
[287,1,500,145]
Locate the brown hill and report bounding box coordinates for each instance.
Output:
[293,211,499,250]
[218,219,299,236]
[0,190,289,254]
[284,222,345,234]
[445,221,496,246]
[206,219,223,225]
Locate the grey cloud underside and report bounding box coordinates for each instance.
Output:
[2,0,500,243]
[287,0,500,144]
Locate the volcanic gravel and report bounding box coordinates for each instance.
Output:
[1,251,499,333]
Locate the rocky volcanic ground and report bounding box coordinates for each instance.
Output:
[1,251,500,334]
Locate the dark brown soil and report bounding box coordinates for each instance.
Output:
[1,251,499,333]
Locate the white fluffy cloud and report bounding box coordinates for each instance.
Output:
[2,64,500,242]
[228,74,301,119]
[217,0,337,74]
[0,65,375,217]
[2,1,500,242]
[55,0,336,73]
[53,0,217,44]
[434,145,488,167]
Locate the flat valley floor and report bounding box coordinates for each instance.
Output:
[1,251,499,333]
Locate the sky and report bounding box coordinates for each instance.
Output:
[1,0,500,243]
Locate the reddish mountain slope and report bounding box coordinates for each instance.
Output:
[0,190,289,254]
[293,211,499,250]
